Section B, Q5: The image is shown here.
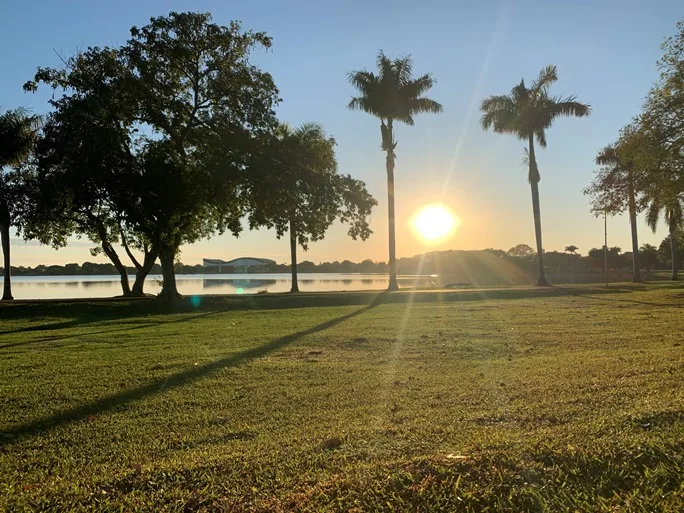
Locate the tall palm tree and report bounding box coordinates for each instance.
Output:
[644,190,683,280]
[0,109,39,300]
[480,65,590,286]
[595,144,641,282]
[348,51,442,291]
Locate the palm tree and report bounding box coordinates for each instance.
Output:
[595,144,641,282]
[644,190,683,280]
[480,65,590,286]
[348,51,442,291]
[0,109,39,300]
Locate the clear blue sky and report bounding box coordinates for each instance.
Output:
[1,0,681,266]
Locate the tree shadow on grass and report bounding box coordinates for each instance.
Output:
[0,311,225,350]
[0,294,386,446]
[564,289,684,308]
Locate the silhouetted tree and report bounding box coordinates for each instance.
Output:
[26,12,280,305]
[639,243,661,271]
[564,245,578,254]
[0,109,40,300]
[248,123,376,292]
[507,244,536,261]
[481,65,590,286]
[585,131,645,282]
[348,51,442,291]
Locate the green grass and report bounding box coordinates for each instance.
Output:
[1,284,683,511]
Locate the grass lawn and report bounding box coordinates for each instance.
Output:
[1,285,683,512]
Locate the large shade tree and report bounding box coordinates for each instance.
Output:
[480,65,590,286]
[0,109,40,300]
[25,50,157,297]
[248,123,377,292]
[348,51,442,291]
[27,12,280,304]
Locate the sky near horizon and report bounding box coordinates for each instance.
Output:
[1,0,681,267]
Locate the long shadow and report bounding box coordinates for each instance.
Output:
[0,295,385,446]
[0,311,225,350]
[565,290,684,308]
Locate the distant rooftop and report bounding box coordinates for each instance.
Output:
[202,257,277,267]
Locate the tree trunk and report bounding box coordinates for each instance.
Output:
[669,216,679,280]
[627,169,641,282]
[101,240,131,297]
[158,244,181,304]
[0,212,13,301]
[92,217,131,296]
[528,135,548,286]
[385,120,399,291]
[131,248,158,296]
[289,219,299,293]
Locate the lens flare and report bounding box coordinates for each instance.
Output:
[411,204,460,243]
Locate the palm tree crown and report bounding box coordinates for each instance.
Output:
[348,51,443,148]
[480,65,590,181]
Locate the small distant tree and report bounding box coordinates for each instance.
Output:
[481,65,590,286]
[507,243,536,261]
[639,243,661,271]
[564,245,578,255]
[348,51,442,291]
[248,123,377,292]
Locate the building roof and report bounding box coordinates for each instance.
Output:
[202,257,277,267]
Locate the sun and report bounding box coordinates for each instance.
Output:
[411,204,459,243]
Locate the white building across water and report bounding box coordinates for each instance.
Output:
[202,257,277,273]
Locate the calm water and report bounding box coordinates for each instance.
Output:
[2,273,438,300]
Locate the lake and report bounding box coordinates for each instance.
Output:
[1,273,438,300]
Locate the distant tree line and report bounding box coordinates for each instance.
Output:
[5,237,681,282]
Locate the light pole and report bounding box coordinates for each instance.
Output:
[604,210,608,288]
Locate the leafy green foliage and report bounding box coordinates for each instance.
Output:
[248,123,376,250]
[26,12,280,301]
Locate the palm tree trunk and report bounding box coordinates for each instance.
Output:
[528,135,548,286]
[1,211,13,301]
[385,120,399,291]
[289,219,299,293]
[669,216,679,280]
[627,169,641,282]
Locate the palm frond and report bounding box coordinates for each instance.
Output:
[645,198,661,232]
[535,129,547,148]
[531,65,558,95]
[347,70,378,94]
[401,73,436,98]
[407,97,443,115]
[595,144,620,166]
[550,96,591,118]
[394,55,414,86]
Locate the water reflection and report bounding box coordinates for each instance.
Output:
[4,273,436,300]
[202,279,278,291]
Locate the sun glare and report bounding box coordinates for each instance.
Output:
[411,204,459,243]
